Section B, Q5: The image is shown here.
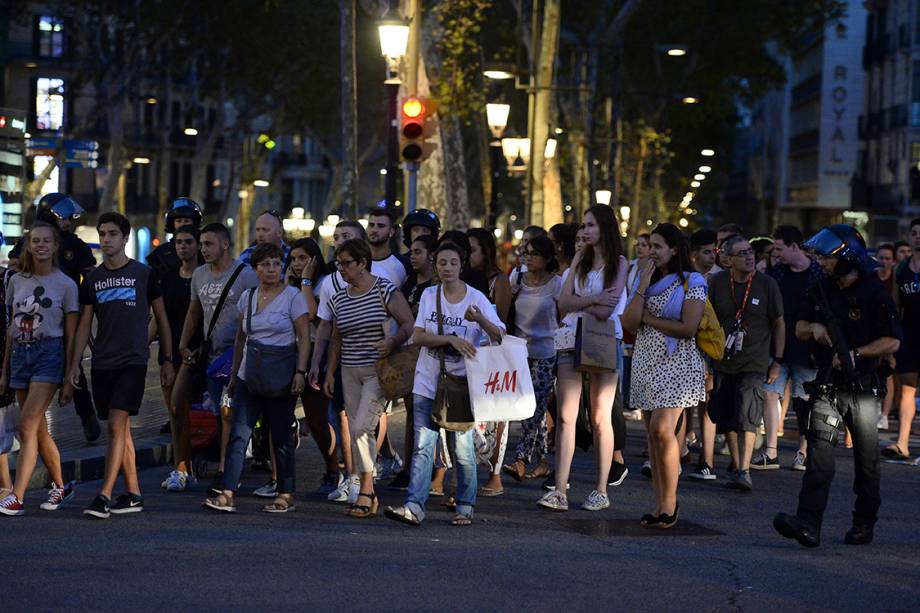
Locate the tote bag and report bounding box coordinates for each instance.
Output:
[464,335,536,422]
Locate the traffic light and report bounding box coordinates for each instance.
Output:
[400,96,438,162]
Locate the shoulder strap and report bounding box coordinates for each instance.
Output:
[207,264,246,341]
[246,288,256,336]
[436,286,447,376]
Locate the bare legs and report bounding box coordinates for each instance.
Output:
[100,410,139,498]
[12,383,63,500]
[647,407,682,516]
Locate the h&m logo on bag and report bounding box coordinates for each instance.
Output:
[483,370,517,394]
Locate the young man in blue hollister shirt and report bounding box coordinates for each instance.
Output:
[68,212,175,519]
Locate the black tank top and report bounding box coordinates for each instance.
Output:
[896,261,920,335]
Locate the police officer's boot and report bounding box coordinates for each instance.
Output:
[844,523,874,545]
[773,512,820,548]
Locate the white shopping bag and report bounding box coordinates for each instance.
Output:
[464,335,536,422]
[0,403,19,455]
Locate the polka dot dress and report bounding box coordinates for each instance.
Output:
[630,280,707,410]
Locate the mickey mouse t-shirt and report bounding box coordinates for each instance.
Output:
[412,284,505,400]
[6,270,79,342]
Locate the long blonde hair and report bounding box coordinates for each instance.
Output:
[19,222,60,276]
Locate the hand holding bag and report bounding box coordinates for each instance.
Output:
[242,289,297,398]
[464,335,536,422]
[431,287,475,432]
[372,281,421,401]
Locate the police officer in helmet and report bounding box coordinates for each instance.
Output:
[401,208,441,249]
[8,193,101,441]
[774,225,901,548]
[146,197,204,276]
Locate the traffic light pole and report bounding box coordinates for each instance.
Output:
[385,81,400,208]
[407,162,418,212]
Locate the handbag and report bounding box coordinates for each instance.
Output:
[574,315,618,372]
[372,281,421,400]
[683,279,726,360]
[430,287,475,432]
[464,335,536,422]
[192,263,246,382]
[242,289,297,397]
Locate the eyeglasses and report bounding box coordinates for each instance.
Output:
[256,260,282,269]
[731,249,754,258]
[522,250,543,258]
[335,259,357,269]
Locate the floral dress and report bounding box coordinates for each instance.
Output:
[629,279,707,410]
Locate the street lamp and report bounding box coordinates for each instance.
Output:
[701,149,715,157]
[132,157,150,164]
[694,173,706,181]
[486,103,510,140]
[544,138,557,159]
[501,137,529,172]
[690,180,701,188]
[681,96,699,105]
[253,179,270,187]
[482,63,516,80]
[183,127,198,136]
[486,102,510,229]
[595,189,612,205]
[377,17,410,210]
[699,165,711,173]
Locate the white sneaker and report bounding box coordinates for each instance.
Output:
[791,451,807,471]
[581,490,610,512]
[163,471,192,492]
[877,415,889,430]
[328,474,359,503]
[537,490,568,511]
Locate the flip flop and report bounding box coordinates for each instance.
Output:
[451,513,472,527]
[882,446,910,461]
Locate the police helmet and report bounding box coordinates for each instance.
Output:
[804,224,879,275]
[36,193,85,224]
[165,197,203,233]
[401,208,441,248]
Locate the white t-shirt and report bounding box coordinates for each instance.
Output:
[372,253,408,289]
[560,266,628,340]
[237,285,309,380]
[413,284,506,400]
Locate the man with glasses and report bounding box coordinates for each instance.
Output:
[706,235,785,491]
[239,210,291,270]
[9,193,100,442]
[147,198,204,277]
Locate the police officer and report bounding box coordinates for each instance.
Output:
[8,193,100,442]
[146,197,203,276]
[774,225,901,548]
[401,208,441,249]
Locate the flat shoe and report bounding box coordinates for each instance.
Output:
[882,446,910,461]
[502,461,526,482]
[477,487,504,497]
[640,513,661,527]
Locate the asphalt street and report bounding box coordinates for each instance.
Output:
[4,408,920,612]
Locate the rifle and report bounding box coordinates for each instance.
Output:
[813,280,863,393]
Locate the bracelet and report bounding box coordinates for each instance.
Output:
[635,291,646,299]
[301,278,313,287]
[296,369,307,376]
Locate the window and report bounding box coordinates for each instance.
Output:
[35,77,65,131]
[36,16,65,58]
[911,141,920,163]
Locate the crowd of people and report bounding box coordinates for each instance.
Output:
[0,192,915,547]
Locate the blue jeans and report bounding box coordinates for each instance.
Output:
[223,377,298,494]
[405,394,476,521]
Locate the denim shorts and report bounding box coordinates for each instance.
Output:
[10,337,66,389]
[762,363,817,400]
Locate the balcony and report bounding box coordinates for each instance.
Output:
[791,74,822,107]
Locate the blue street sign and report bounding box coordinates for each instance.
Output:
[63,139,99,151]
[26,137,58,149]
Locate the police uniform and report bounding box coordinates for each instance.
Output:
[9,231,96,286]
[793,273,901,536]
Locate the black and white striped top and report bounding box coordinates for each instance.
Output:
[329,276,396,367]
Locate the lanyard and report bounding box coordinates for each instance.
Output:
[730,274,754,322]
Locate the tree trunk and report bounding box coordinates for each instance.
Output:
[439,115,470,229]
[189,121,222,205]
[571,129,590,216]
[543,156,563,228]
[612,118,623,208]
[339,0,358,218]
[99,106,125,213]
[529,0,561,229]
[628,132,648,243]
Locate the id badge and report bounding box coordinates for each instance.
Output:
[735,330,744,352]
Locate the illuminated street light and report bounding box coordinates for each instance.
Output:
[690,181,701,187]
[694,174,706,181]
[699,165,712,173]
[679,218,689,228]
[595,189,612,205]
[253,179,270,187]
[132,157,150,164]
[184,127,198,136]
[544,138,557,159]
[682,96,699,105]
[486,103,510,140]
[701,149,715,157]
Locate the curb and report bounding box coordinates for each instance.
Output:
[11,436,173,491]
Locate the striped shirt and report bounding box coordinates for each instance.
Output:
[329,276,396,367]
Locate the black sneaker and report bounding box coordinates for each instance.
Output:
[83,494,111,519]
[80,413,102,443]
[388,469,411,491]
[750,451,780,471]
[641,460,653,479]
[773,512,820,548]
[208,472,225,496]
[542,471,556,491]
[608,461,628,486]
[110,493,144,514]
[844,524,874,545]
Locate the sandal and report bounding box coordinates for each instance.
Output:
[882,445,910,461]
[441,496,457,511]
[262,494,295,513]
[384,505,421,526]
[428,488,445,497]
[347,492,378,518]
[451,513,473,527]
[524,459,551,480]
[640,513,661,528]
[502,460,527,482]
[202,492,236,513]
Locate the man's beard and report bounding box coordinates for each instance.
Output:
[369,236,389,247]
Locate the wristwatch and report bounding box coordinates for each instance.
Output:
[301,278,313,287]
[853,349,861,362]
[296,369,307,376]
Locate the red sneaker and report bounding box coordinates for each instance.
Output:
[41,481,75,511]
[0,494,25,516]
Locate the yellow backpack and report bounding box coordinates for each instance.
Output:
[684,279,725,360]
